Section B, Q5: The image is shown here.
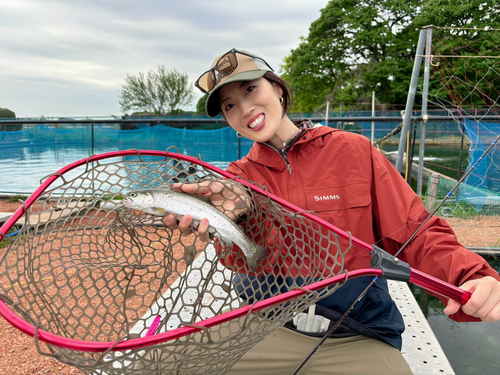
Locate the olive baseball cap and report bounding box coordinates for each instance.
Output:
[195,49,274,117]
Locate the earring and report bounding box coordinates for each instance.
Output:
[279,97,284,104]
[236,132,243,138]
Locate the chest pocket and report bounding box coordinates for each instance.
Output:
[304,182,371,212]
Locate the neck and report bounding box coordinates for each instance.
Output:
[266,116,299,150]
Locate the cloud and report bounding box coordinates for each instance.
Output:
[0,0,327,117]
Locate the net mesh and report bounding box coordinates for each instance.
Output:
[422,27,500,250]
[0,152,350,375]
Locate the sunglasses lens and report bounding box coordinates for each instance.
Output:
[196,71,215,93]
[216,52,237,75]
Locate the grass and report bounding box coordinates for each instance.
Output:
[0,228,19,249]
[7,195,27,203]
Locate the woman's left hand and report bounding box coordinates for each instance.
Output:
[444,276,500,322]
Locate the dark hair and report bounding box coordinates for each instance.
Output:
[263,71,293,117]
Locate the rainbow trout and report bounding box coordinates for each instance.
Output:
[123,187,267,271]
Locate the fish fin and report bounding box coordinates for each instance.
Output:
[158,183,173,191]
[150,207,167,216]
[207,227,217,241]
[191,219,201,231]
[184,245,196,265]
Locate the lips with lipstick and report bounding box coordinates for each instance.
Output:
[248,114,265,130]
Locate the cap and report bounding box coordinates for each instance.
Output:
[198,49,273,117]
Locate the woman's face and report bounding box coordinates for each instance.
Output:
[218,77,284,143]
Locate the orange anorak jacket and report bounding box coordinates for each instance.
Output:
[225,122,499,348]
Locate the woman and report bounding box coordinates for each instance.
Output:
[165,49,500,375]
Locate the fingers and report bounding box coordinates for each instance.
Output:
[443,299,461,315]
[445,277,500,322]
[197,218,209,242]
[162,214,210,241]
[462,277,500,322]
[162,214,177,228]
[178,214,193,235]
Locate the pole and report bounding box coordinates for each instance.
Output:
[457,123,465,180]
[325,101,330,127]
[395,29,427,173]
[417,26,433,196]
[339,102,343,130]
[371,91,375,144]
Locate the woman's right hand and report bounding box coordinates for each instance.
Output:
[162,179,251,240]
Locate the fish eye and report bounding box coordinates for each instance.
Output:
[130,192,137,198]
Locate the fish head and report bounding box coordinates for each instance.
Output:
[123,190,155,212]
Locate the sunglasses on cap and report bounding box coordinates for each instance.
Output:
[195,48,274,94]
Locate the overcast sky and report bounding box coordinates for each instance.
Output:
[0,0,329,118]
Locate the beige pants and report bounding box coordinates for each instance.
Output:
[227,327,413,375]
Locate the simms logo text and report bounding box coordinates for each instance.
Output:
[314,195,340,201]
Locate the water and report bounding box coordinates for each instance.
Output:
[0,141,469,195]
[413,260,500,375]
[381,143,469,181]
[0,143,235,194]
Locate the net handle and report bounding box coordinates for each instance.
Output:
[0,268,383,352]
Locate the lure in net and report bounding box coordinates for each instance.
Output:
[0,150,470,375]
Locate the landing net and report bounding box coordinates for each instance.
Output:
[0,151,349,375]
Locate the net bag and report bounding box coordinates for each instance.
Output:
[0,150,353,375]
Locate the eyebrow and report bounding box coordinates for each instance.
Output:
[220,81,255,108]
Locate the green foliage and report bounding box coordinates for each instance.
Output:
[0,108,17,131]
[414,0,500,109]
[0,108,15,119]
[415,0,500,29]
[281,0,420,112]
[8,195,27,203]
[0,237,11,249]
[196,95,208,115]
[282,0,500,112]
[119,66,195,115]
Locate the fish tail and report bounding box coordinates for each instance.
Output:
[247,244,267,272]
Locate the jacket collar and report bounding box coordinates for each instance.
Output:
[244,120,337,171]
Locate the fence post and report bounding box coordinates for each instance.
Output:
[417,26,433,197]
[426,173,440,211]
[371,91,375,144]
[325,101,330,127]
[395,29,427,173]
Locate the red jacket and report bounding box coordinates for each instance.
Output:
[226,124,499,323]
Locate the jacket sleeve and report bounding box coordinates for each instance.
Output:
[369,143,500,322]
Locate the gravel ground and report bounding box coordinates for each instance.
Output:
[0,199,498,375]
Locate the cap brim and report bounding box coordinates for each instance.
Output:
[205,70,268,117]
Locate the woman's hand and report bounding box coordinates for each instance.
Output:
[162,179,251,240]
[444,276,500,322]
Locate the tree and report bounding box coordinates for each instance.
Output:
[0,108,15,119]
[281,0,421,113]
[282,0,500,113]
[196,95,208,115]
[119,66,194,115]
[0,108,17,131]
[413,0,500,110]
